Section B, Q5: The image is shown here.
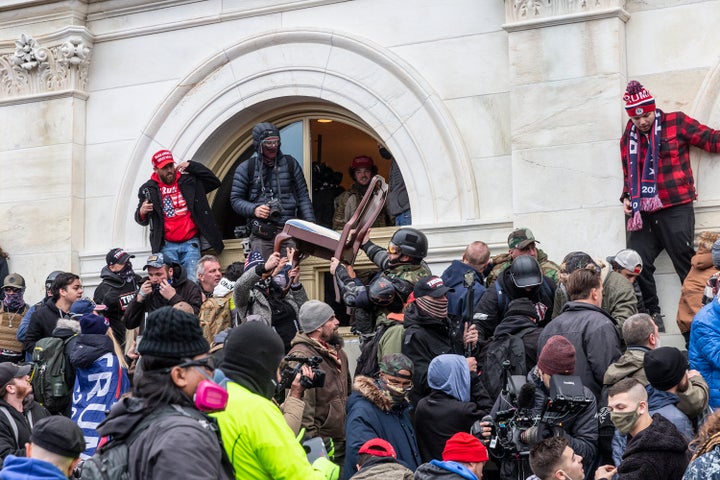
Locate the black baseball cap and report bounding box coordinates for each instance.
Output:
[414,275,452,298]
[106,248,134,266]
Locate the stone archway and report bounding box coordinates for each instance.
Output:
[114,28,478,250]
[691,59,720,209]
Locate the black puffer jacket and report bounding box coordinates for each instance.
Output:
[230,122,315,223]
[134,160,224,253]
[122,263,202,330]
[93,266,142,347]
[616,413,690,480]
[401,303,464,406]
[474,266,555,338]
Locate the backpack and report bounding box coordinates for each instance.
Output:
[31,335,75,413]
[354,322,393,377]
[479,329,534,402]
[199,294,232,346]
[80,407,183,480]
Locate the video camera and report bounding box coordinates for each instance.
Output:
[277,355,326,393]
[473,363,591,458]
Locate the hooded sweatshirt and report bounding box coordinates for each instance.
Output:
[415,355,488,462]
[0,455,68,480]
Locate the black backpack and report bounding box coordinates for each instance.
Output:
[354,322,393,377]
[81,406,224,480]
[479,329,534,402]
[31,335,75,413]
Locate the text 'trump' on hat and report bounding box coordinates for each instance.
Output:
[106,248,134,266]
[413,275,452,298]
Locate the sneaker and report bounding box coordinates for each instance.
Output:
[652,312,666,333]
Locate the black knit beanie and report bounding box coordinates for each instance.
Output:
[644,346,687,391]
[137,306,209,358]
[220,322,285,400]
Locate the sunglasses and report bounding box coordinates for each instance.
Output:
[2,287,21,294]
[387,243,400,255]
[163,357,216,373]
[178,357,216,371]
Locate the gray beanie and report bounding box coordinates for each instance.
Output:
[713,239,720,268]
[299,300,335,333]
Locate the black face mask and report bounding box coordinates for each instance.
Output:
[120,262,135,282]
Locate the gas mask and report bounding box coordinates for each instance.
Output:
[192,366,228,413]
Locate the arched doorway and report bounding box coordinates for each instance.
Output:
[211,110,395,240]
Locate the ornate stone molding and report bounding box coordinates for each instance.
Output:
[0,28,92,100]
[504,0,629,32]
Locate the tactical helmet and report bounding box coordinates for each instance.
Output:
[44,271,63,291]
[509,255,542,288]
[388,228,428,260]
[368,275,396,306]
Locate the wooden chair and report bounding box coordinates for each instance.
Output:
[273,175,388,266]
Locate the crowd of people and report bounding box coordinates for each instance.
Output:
[0,79,718,479]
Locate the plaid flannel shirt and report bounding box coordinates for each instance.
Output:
[620,110,720,208]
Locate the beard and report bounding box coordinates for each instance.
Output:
[324,331,343,347]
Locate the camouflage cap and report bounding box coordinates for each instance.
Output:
[508,228,540,249]
[379,353,414,379]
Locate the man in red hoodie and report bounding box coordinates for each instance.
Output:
[135,149,224,282]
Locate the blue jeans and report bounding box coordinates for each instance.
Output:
[394,209,412,226]
[162,238,201,282]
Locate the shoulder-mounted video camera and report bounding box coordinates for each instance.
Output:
[473,363,591,458]
[277,355,326,393]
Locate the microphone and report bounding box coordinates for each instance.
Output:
[517,382,536,410]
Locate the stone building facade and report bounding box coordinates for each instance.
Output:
[2,0,720,345]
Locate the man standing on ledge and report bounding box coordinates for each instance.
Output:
[135,149,224,283]
[230,122,315,259]
[619,81,720,332]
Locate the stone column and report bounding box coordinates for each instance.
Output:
[0,27,93,289]
[503,0,630,260]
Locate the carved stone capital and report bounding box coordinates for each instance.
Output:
[0,27,93,100]
[504,0,629,31]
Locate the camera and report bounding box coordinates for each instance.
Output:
[474,363,591,459]
[277,355,326,393]
[267,198,282,222]
[234,225,251,239]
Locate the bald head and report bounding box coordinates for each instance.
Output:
[463,241,490,273]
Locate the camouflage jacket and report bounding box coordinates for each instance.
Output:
[485,248,560,287]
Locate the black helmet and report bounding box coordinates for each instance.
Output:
[44,270,63,291]
[510,255,542,288]
[389,228,428,260]
[368,275,396,306]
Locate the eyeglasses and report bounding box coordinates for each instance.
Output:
[387,243,400,255]
[262,140,279,148]
[2,287,21,294]
[176,357,216,372]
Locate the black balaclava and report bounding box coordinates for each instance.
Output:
[220,321,284,400]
